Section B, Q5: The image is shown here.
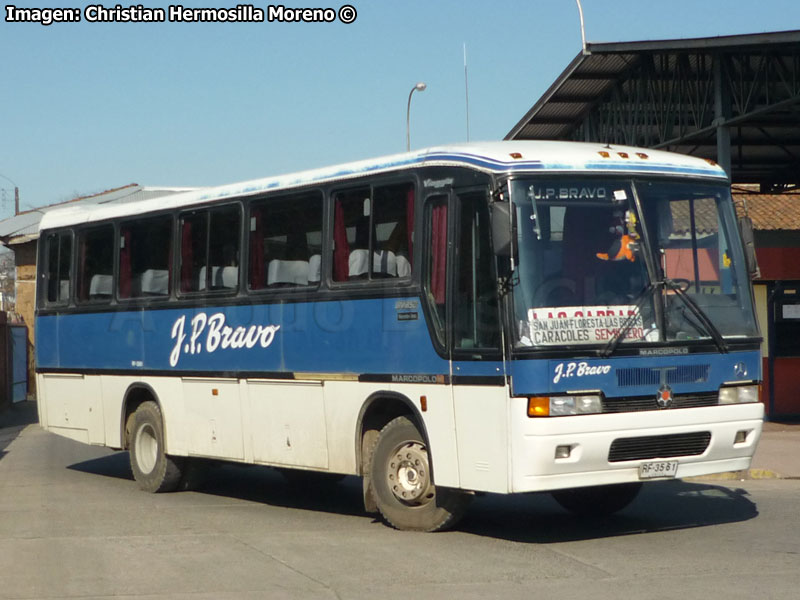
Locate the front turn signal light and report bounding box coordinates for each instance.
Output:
[527,394,603,417]
[528,397,550,417]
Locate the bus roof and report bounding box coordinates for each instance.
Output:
[39,140,728,231]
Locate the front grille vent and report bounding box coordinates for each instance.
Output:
[602,392,718,413]
[616,364,710,387]
[608,431,712,462]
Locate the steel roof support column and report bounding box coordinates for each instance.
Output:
[714,54,732,178]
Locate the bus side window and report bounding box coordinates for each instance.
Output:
[118,215,172,299]
[45,231,73,304]
[332,182,414,282]
[374,183,414,278]
[207,207,241,291]
[453,192,500,351]
[180,205,241,294]
[248,191,323,290]
[179,211,207,294]
[76,225,114,303]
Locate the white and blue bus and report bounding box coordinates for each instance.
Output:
[35,141,763,531]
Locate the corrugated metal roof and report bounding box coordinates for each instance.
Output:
[0,211,44,242]
[0,184,200,245]
[506,30,800,186]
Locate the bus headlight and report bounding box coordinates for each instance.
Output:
[718,385,759,404]
[528,394,603,417]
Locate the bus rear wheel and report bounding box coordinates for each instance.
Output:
[551,482,642,516]
[370,416,470,532]
[129,401,185,493]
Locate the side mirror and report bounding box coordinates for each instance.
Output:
[738,216,760,279]
[491,202,517,260]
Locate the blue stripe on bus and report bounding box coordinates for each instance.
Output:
[422,151,724,178]
[36,297,497,378]
[37,294,752,393]
[509,350,761,397]
[581,161,724,177]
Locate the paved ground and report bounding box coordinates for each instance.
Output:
[749,420,800,478]
[2,401,800,599]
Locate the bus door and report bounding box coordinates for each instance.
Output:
[423,188,508,492]
[422,188,500,355]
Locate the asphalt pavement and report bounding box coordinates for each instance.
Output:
[2,399,800,599]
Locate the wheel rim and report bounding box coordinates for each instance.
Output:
[134,423,158,475]
[385,440,434,505]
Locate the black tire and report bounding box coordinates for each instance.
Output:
[370,416,470,532]
[551,482,642,516]
[129,401,185,493]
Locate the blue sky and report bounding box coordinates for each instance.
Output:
[1,0,798,214]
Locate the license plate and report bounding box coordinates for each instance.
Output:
[638,460,679,480]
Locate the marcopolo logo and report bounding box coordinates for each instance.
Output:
[390,374,445,384]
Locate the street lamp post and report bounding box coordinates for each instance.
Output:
[406,82,427,151]
[575,0,587,53]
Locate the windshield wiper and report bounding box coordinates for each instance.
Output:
[602,278,729,356]
[663,278,728,354]
[600,282,656,358]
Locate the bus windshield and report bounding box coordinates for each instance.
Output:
[510,178,758,349]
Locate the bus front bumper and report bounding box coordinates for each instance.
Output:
[509,400,764,493]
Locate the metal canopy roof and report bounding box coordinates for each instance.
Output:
[506,30,800,189]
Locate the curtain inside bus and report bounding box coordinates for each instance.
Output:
[406,188,414,268]
[431,203,447,304]
[249,209,265,289]
[180,220,193,292]
[119,228,132,298]
[78,237,89,301]
[333,200,350,281]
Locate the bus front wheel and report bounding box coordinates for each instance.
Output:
[129,401,185,493]
[370,416,470,532]
[551,482,642,516]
